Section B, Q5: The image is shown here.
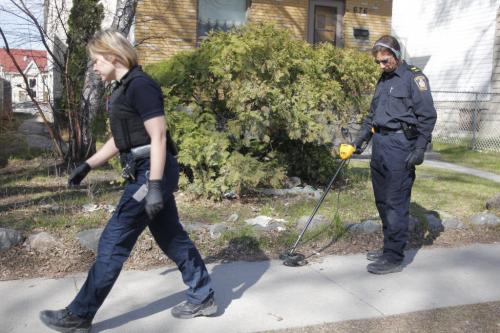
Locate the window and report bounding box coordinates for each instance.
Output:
[29,78,36,88]
[197,0,248,40]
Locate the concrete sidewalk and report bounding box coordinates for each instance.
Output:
[2,243,500,333]
[353,156,500,183]
[423,160,500,183]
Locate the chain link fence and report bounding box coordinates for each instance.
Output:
[432,91,500,152]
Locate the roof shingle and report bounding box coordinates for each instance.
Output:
[0,48,48,73]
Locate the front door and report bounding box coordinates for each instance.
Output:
[308,0,344,47]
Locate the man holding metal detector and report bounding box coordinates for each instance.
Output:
[339,35,437,274]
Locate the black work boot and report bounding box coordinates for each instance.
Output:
[39,308,91,333]
[367,257,403,274]
[171,296,217,319]
[366,249,384,261]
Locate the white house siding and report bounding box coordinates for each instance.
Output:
[1,64,48,104]
[393,0,500,92]
[44,0,119,103]
[393,0,500,151]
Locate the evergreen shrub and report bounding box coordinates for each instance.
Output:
[146,24,378,199]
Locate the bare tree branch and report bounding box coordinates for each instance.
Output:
[8,0,65,72]
[0,26,64,157]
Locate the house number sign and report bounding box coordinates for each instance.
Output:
[353,7,368,14]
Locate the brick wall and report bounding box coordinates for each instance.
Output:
[135,0,198,64]
[135,0,392,64]
[344,0,392,51]
[249,0,308,40]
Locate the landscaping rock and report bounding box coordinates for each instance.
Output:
[301,185,323,200]
[76,228,104,253]
[245,215,287,232]
[210,223,229,239]
[0,228,23,251]
[284,176,301,189]
[81,204,116,214]
[103,204,116,213]
[424,213,444,232]
[245,215,273,227]
[256,186,322,199]
[183,221,208,233]
[263,221,287,232]
[435,211,464,229]
[25,232,60,251]
[486,194,500,210]
[82,204,99,213]
[25,134,53,150]
[296,215,330,231]
[470,213,500,226]
[226,213,239,223]
[348,219,381,234]
[223,191,238,200]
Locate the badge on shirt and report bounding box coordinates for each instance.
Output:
[414,75,428,91]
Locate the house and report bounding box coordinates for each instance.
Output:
[0,48,49,103]
[135,0,392,64]
[392,0,500,152]
[43,0,393,105]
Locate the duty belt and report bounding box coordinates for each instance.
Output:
[120,144,151,181]
[373,126,404,135]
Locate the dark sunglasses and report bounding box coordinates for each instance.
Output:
[375,58,390,65]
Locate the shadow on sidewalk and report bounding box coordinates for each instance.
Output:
[91,236,270,332]
[402,202,444,268]
[205,236,270,316]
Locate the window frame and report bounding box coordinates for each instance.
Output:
[196,0,251,43]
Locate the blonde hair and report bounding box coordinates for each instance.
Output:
[87,29,138,68]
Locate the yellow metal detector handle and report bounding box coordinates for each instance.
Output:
[339,143,356,160]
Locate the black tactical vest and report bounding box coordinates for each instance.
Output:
[109,66,153,152]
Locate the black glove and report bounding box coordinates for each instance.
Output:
[68,162,91,187]
[145,180,164,219]
[405,147,425,169]
[352,137,365,154]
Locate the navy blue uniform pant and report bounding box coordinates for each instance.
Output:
[68,153,213,319]
[370,132,416,262]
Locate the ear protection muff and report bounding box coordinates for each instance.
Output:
[374,42,401,60]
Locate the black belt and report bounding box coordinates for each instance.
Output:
[373,127,404,135]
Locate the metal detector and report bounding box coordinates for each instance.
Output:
[280,159,348,267]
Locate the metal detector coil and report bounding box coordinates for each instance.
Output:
[282,159,348,267]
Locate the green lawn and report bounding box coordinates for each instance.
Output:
[348,160,500,221]
[432,142,500,175]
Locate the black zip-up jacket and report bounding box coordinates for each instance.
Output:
[358,62,437,149]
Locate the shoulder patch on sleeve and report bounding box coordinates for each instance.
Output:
[414,75,428,91]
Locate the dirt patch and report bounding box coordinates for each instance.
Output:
[1,152,500,281]
[258,301,500,333]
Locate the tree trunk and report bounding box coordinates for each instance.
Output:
[76,0,139,162]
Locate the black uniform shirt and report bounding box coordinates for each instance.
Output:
[360,62,437,149]
[120,65,164,122]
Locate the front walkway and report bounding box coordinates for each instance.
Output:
[423,159,500,183]
[2,243,500,332]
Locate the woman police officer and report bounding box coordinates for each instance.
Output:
[40,29,216,333]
